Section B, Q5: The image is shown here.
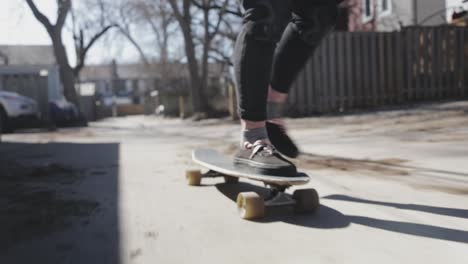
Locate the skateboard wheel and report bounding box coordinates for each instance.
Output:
[186,170,202,186]
[292,189,320,214]
[224,176,239,184]
[236,192,265,220]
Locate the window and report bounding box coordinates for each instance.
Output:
[362,0,374,23]
[379,0,392,17]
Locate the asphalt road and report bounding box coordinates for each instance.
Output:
[1,101,468,264]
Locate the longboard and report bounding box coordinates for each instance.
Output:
[187,148,320,220]
[192,148,310,186]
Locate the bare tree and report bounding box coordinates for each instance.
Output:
[25,0,116,106]
[137,0,176,64]
[105,0,152,64]
[166,0,205,113]
[167,0,240,115]
[95,0,240,115]
[193,0,241,65]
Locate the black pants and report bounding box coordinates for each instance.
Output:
[233,0,340,121]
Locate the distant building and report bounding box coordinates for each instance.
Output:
[446,0,468,23]
[338,0,468,32]
[451,10,468,26]
[80,62,189,101]
[0,45,62,118]
[0,45,55,65]
[80,62,230,116]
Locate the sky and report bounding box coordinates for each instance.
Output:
[1,0,467,66]
[0,0,141,65]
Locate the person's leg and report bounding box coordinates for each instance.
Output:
[266,0,340,157]
[270,0,339,96]
[233,0,290,144]
[232,0,297,176]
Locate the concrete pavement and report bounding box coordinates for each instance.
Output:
[1,101,467,263]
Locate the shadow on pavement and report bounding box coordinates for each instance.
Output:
[0,141,121,264]
[215,182,351,229]
[345,215,468,244]
[323,194,468,244]
[216,183,468,244]
[324,194,468,219]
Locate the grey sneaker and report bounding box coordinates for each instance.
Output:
[233,141,297,177]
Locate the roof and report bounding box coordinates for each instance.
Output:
[0,45,56,66]
[80,63,188,81]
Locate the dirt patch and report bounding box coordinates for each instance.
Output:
[56,243,74,252]
[0,160,98,250]
[425,133,468,143]
[298,155,409,176]
[410,183,468,195]
[130,248,143,260]
[28,163,85,184]
[376,158,409,165]
[0,162,84,184]
[1,190,98,249]
[90,170,107,176]
[288,102,468,144]
[145,231,159,240]
[20,153,53,160]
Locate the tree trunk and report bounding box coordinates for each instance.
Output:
[52,34,79,106]
[161,17,170,64]
[201,4,210,105]
[179,22,206,114]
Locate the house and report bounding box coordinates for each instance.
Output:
[451,9,468,25]
[447,0,468,24]
[338,0,468,32]
[0,45,62,120]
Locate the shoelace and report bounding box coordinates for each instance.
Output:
[249,141,276,160]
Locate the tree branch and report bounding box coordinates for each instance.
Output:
[56,0,72,29]
[167,0,184,22]
[191,0,242,17]
[25,0,53,32]
[74,24,117,74]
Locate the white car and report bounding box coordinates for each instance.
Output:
[0,91,40,132]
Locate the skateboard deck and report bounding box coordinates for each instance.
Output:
[192,148,310,186]
[187,148,319,220]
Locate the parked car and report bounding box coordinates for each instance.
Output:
[0,91,40,133]
[49,98,80,126]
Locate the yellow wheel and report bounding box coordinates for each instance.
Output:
[186,170,202,186]
[224,176,239,184]
[236,192,265,220]
[293,189,320,214]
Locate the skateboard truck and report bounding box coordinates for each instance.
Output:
[201,171,295,207]
[202,170,240,184]
[202,170,225,178]
[264,185,296,207]
[186,169,319,220]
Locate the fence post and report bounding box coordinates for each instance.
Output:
[179,96,185,119]
[336,32,345,112]
[312,46,321,114]
[458,28,465,97]
[464,28,468,97]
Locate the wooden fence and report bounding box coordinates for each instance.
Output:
[288,26,468,115]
